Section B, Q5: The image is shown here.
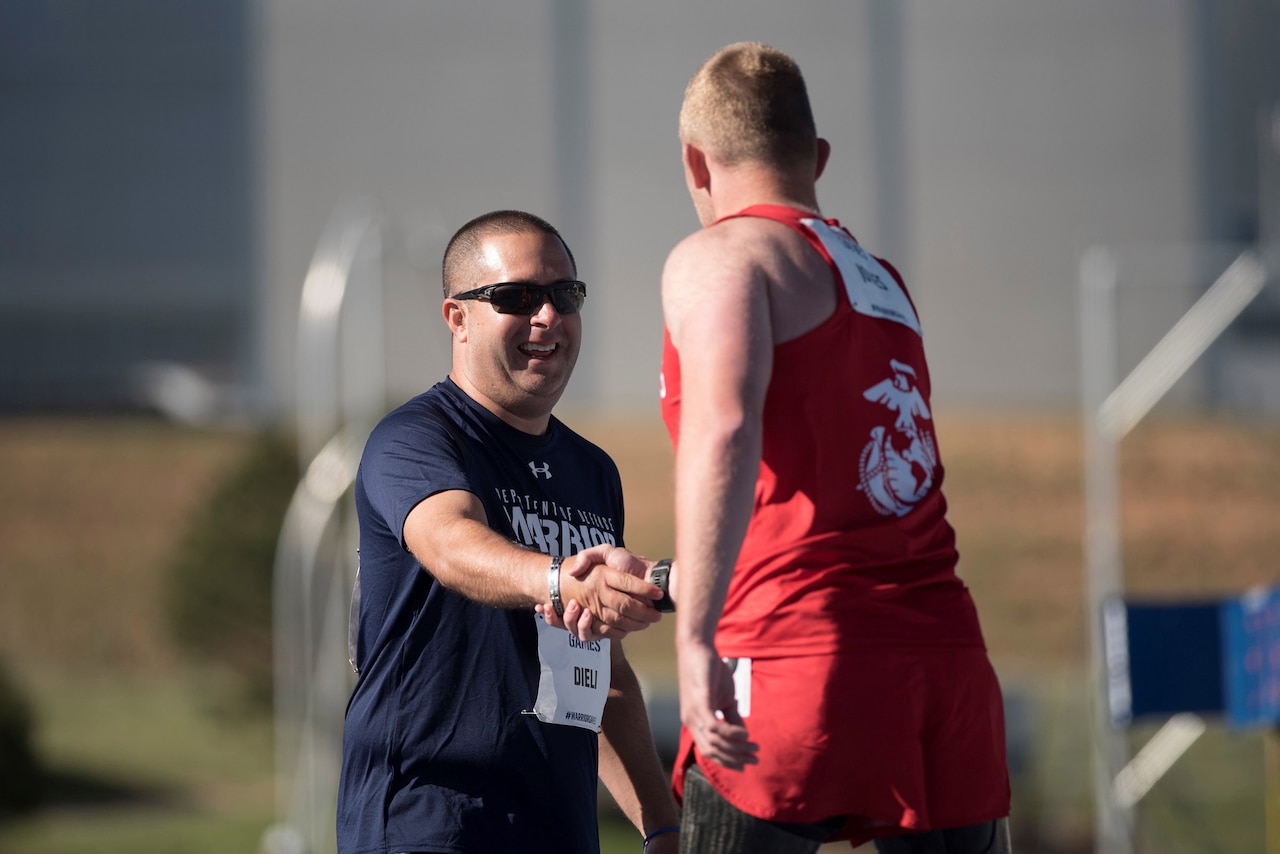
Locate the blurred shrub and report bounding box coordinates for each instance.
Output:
[166,431,299,708]
[0,660,42,817]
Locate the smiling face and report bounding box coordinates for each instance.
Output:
[443,229,582,434]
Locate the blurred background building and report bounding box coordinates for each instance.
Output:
[1,0,1278,420]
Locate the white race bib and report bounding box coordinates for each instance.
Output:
[801,217,922,337]
[533,613,611,731]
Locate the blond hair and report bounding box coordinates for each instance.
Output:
[679,42,817,170]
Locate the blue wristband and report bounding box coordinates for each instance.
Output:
[642,825,680,850]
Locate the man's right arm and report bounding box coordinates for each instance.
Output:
[402,488,662,638]
[663,222,774,769]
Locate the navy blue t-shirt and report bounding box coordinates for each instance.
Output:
[337,378,626,854]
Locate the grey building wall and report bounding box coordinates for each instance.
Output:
[0,1,254,412]
[256,0,1220,423]
[3,1,1274,418]
[909,2,1199,406]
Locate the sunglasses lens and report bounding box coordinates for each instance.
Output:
[551,284,585,314]
[485,283,584,315]
[486,285,534,314]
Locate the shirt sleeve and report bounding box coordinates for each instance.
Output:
[358,403,475,553]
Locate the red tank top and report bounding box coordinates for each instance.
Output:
[660,205,983,656]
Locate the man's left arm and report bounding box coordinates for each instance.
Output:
[598,641,681,853]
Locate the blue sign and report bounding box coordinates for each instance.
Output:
[1222,586,1280,728]
[1106,585,1280,729]
[1122,600,1224,721]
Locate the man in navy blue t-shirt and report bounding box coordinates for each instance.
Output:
[337,210,681,854]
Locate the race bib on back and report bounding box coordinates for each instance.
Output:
[801,217,922,337]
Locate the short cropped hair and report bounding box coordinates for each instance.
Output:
[679,42,818,171]
[441,209,577,297]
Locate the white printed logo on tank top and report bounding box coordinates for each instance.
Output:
[858,360,939,517]
[797,218,936,517]
[799,217,922,337]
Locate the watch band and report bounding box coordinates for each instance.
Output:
[548,555,564,617]
[649,559,676,612]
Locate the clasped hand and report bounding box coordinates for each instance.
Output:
[536,545,663,640]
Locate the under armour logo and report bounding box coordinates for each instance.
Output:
[528,461,552,479]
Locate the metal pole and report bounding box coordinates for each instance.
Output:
[550,0,594,403]
[296,199,378,469]
[1079,245,1267,853]
[1098,252,1267,438]
[271,200,383,854]
[1079,247,1134,854]
[867,0,908,278]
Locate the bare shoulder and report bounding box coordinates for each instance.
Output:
[663,218,787,299]
[663,217,833,343]
[662,221,773,334]
[666,217,784,270]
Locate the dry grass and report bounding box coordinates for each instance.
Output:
[2,411,1276,683]
[0,418,248,676]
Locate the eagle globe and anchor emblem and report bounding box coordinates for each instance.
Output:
[858,359,939,517]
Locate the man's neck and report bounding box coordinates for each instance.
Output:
[706,165,821,223]
[448,370,554,435]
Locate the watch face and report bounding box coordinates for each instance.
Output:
[651,563,676,612]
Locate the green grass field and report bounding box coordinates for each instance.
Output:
[0,412,1276,853]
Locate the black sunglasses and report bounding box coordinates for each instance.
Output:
[451,280,587,316]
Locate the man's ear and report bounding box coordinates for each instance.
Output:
[443,298,468,342]
[683,142,711,190]
[815,138,832,181]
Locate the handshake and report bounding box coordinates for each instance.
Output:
[536,545,677,641]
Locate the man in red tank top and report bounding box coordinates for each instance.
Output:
[657,42,1012,853]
